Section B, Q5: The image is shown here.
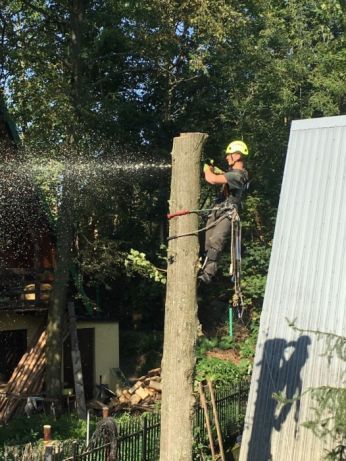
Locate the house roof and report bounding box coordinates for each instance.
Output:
[0,95,20,144]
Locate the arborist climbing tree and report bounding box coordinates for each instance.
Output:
[198,140,249,307]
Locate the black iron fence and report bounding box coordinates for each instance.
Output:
[1,381,249,461]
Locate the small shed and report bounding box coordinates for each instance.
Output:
[0,311,119,399]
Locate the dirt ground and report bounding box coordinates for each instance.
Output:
[207,347,241,364]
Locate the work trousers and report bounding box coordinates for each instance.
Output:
[203,208,233,279]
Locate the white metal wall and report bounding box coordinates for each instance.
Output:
[240,116,346,461]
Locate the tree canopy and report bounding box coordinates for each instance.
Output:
[1,0,345,326]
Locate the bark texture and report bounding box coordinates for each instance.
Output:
[160,132,208,461]
[45,180,73,409]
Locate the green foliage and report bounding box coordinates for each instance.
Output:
[196,335,236,356]
[120,330,163,375]
[302,387,346,451]
[196,336,220,357]
[120,330,163,358]
[195,355,250,385]
[0,414,95,446]
[239,316,259,360]
[125,248,167,284]
[26,156,64,223]
[217,335,236,351]
[289,319,346,363]
[196,335,250,384]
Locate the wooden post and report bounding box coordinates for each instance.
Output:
[207,380,226,461]
[199,382,216,458]
[160,132,208,461]
[44,445,54,461]
[68,301,87,419]
[43,424,52,443]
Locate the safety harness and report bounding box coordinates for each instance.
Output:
[167,203,245,318]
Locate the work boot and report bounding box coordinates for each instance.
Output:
[197,261,217,284]
[197,271,213,284]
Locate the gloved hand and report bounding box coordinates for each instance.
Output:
[213,165,223,174]
[203,159,223,174]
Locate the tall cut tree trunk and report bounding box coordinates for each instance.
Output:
[160,132,208,461]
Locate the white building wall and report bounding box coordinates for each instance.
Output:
[76,320,119,391]
[240,116,346,461]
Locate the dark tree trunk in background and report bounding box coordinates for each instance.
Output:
[45,181,73,411]
[70,0,85,123]
[160,132,208,461]
[45,1,85,409]
[68,301,87,419]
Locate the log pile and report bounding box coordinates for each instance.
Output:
[0,330,47,424]
[114,367,162,410]
[89,368,162,413]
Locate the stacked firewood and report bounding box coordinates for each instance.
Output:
[110,367,161,411]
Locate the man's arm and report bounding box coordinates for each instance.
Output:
[203,164,227,185]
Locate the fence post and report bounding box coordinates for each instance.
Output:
[43,425,52,443]
[103,406,109,418]
[238,381,242,423]
[72,441,78,461]
[142,414,147,461]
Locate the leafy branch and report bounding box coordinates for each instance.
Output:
[124,248,166,284]
[286,317,346,363]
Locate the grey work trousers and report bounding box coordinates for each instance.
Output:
[203,209,233,278]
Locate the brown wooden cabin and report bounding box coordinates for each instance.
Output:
[0,99,56,383]
[0,101,119,411]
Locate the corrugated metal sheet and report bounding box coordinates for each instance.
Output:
[240,116,346,461]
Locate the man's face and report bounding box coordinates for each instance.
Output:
[226,152,241,166]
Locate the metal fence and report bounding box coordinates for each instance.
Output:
[1,381,249,461]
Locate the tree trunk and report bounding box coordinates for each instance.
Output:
[68,301,87,419]
[45,180,73,411]
[45,1,84,407]
[160,132,208,461]
[70,0,84,121]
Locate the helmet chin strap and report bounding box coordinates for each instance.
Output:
[228,152,244,169]
[228,154,236,168]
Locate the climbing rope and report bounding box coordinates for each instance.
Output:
[229,213,245,318]
[167,204,246,316]
[167,210,231,241]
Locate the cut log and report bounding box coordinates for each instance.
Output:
[147,368,161,377]
[122,390,131,400]
[128,381,143,395]
[130,394,142,405]
[135,387,150,400]
[148,380,162,392]
[102,367,164,412]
